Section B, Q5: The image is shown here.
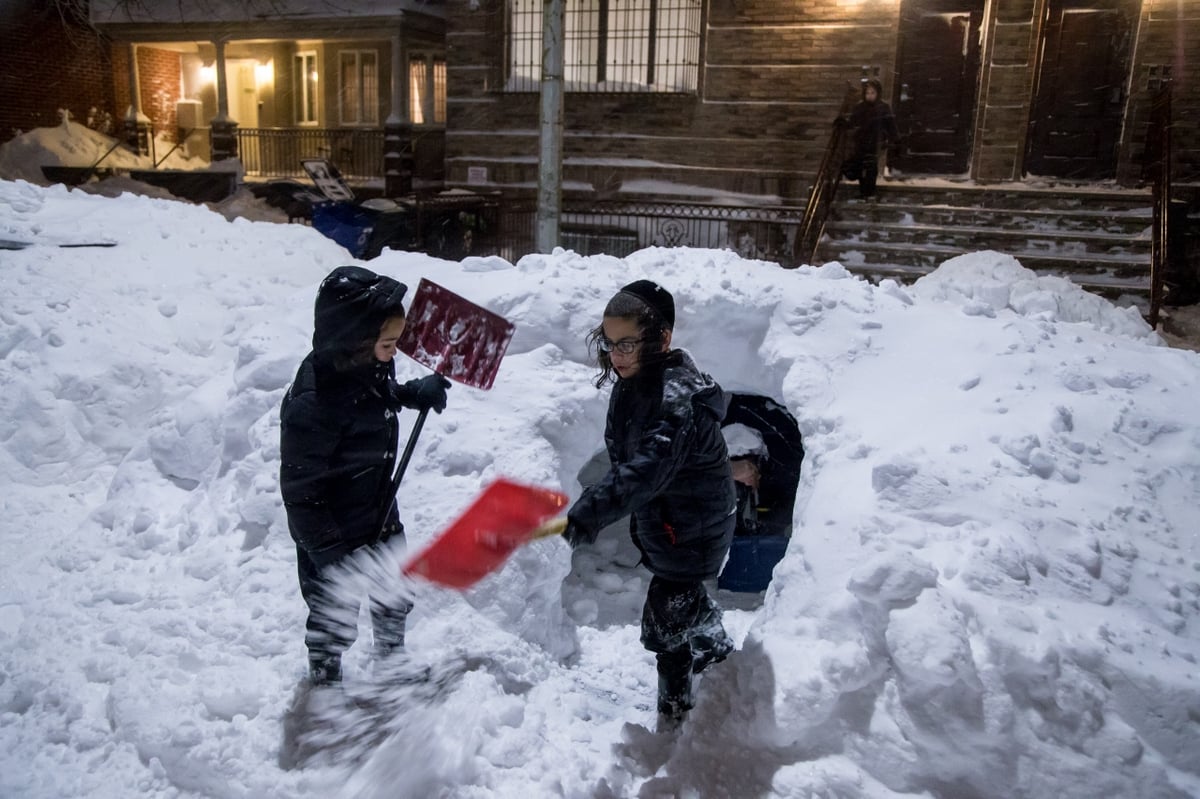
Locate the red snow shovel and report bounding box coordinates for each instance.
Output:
[403,478,569,589]
[375,279,516,537]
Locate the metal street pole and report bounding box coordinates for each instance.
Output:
[535,0,564,253]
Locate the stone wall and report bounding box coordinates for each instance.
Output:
[1120,0,1200,184]
[445,0,1199,199]
[446,0,901,201]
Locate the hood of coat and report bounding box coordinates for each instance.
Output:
[660,349,726,420]
[312,265,407,369]
[862,78,884,103]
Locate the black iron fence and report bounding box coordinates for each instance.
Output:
[234,127,447,183]
[494,197,809,266]
[235,127,384,180]
[1145,81,1173,327]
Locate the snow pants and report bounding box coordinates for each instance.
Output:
[843,152,879,198]
[640,576,733,716]
[297,540,412,660]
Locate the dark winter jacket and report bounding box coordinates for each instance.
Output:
[568,350,736,581]
[847,94,901,160]
[279,265,426,567]
[279,355,403,566]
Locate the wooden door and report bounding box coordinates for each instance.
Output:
[893,0,984,174]
[1025,3,1131,179]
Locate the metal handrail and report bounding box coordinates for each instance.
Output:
[1147,80,1173,328]
[796,82,859,267]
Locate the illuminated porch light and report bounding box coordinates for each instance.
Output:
[255,59,274,85]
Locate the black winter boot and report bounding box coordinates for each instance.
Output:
[656,652,694,726]
[690,594,735,674]
[308,652,342,686]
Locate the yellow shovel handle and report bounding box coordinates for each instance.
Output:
[531,517,568,540]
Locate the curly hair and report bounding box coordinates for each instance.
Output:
[587,289,672,388]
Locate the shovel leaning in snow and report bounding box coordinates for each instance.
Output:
[375,278,516,538]
[403,478,569,589]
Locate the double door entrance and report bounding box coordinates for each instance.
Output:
[891,0,984,175]
[1025,0,1133,179]
[890,0,1132,180]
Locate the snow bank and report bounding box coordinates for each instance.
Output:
[0,119,206,185]
[2,179,1199,799]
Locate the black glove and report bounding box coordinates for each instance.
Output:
[392,373,451,413]
[562,518,594,549]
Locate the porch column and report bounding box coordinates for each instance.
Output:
[123,43,151,156]
[384,33,414,197]
[210,38,238,161]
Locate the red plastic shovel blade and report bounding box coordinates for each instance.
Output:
[398,278,515,390]
[402,478,568,590]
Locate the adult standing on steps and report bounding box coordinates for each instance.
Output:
[838,78,902,200]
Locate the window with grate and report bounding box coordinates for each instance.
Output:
[410,55,447,125]
[339,49,379,125]
[507,0,702,93]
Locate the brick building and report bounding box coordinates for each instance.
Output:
[443,0,1198,199]
[2,0,1193,211]
[0,2,116,138]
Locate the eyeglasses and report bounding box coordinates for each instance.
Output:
[597,336,647,355]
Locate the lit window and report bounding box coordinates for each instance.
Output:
[340,50,379,125]
[294,51,318,124]
[410,55,447,125]
[508,0,701,93]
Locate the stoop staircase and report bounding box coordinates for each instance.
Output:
[814,182,1154,299]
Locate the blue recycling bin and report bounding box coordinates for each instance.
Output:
[311,203,379,259]
[718,535,790,593]
[311,202,417,260]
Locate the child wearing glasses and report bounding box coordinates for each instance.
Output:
[563,279,737,727]
[280,265,451,686]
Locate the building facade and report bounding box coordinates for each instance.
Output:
[443,0,1198,200]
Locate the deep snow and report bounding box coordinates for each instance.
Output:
[2,176,1200,799]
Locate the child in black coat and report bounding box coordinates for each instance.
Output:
[839,78,902,199]
[279,265,450,685]
[564,280,736,725]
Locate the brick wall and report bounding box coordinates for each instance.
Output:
[113,46,183,140]
[446,0,900,201]
[1121,0,1200,183]
[0,1,115,141]
[447,0,1200,199]
[971,0,1041,182]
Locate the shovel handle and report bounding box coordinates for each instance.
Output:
[530,518,567,540]
[378,406,430,538]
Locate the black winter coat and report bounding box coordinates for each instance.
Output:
[568,350,736,582]
[848,99,901,159]
[280,354,407,567]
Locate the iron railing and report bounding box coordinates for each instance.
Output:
[234,127,447,183]
[796,82,860,267]
[234,127,385,180]
[1146,81,1173,328]
[495,197,809,266]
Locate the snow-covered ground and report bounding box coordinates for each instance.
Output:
[2,177,1200,799]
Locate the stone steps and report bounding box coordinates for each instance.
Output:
[816,181,1154,297]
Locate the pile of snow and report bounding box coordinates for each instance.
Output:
[0,117,205,185]
[2,177,1199,799]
